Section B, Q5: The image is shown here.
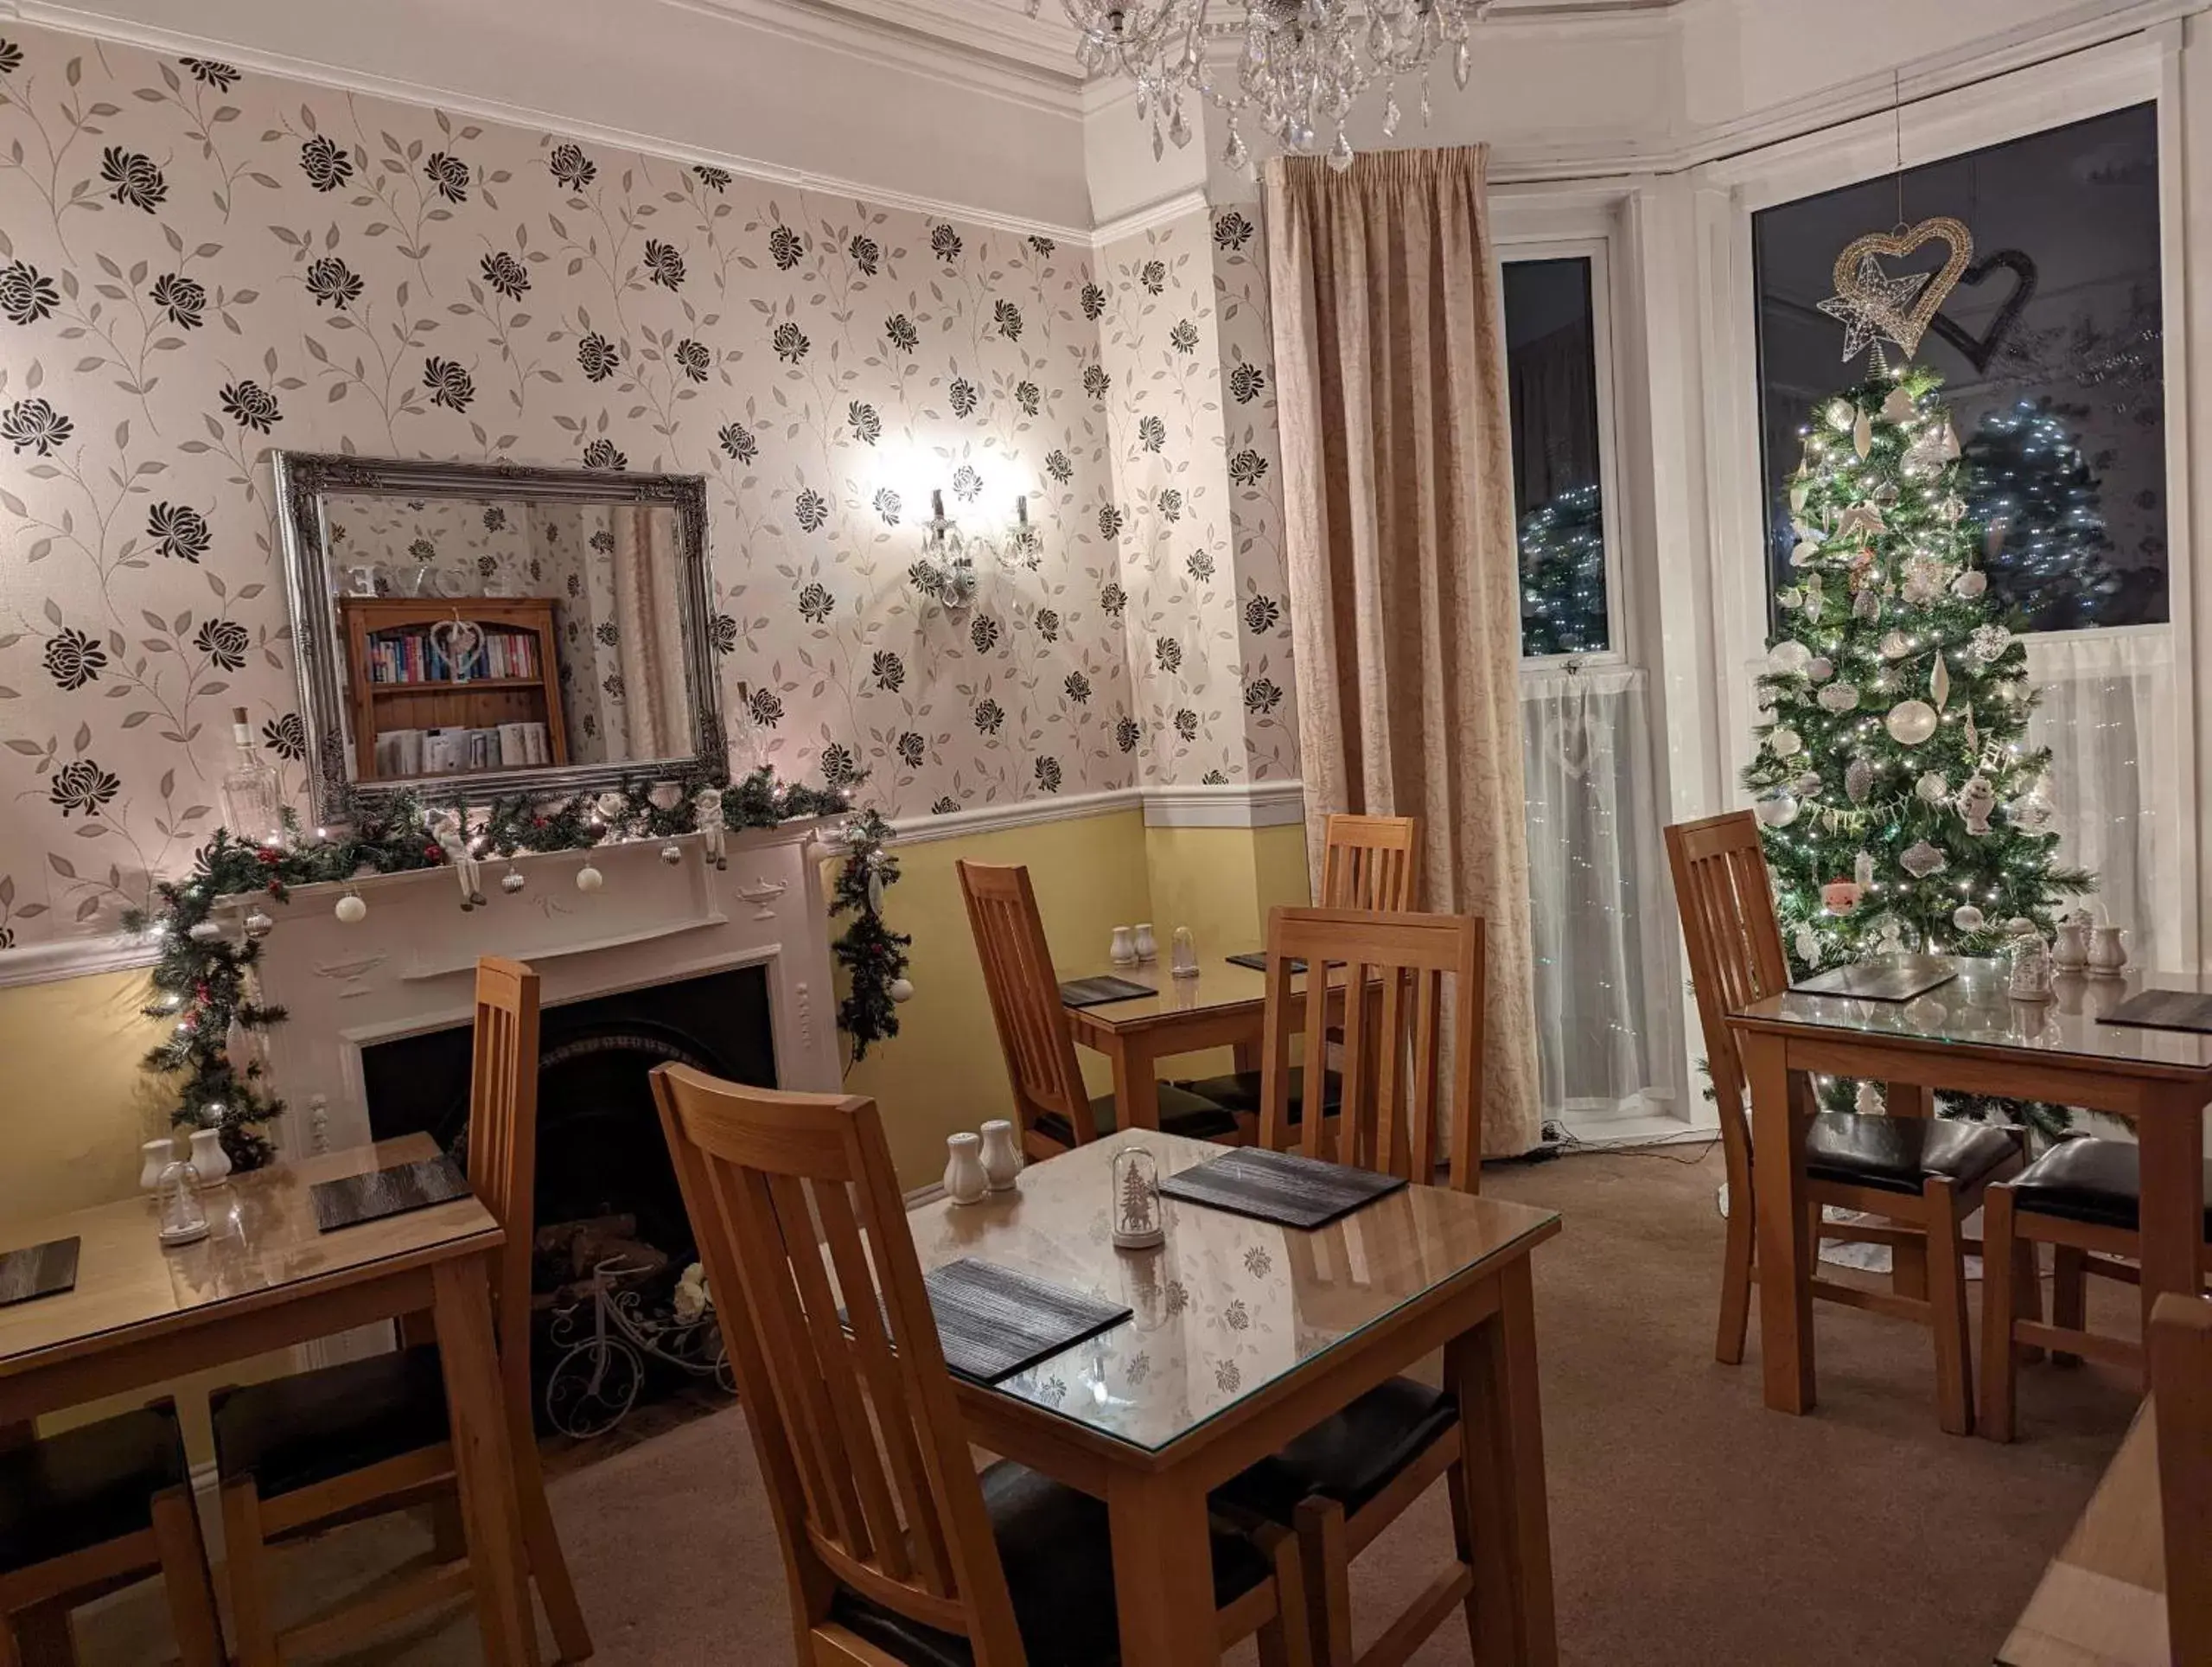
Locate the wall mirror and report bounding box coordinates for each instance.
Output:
[274,453,724,822]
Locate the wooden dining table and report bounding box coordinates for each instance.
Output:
[907,1128,1562,1667]
[1062,956,1360,1131]
[0,1135,543,1667]
[1730,959,2212,1420]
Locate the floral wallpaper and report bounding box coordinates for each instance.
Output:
[1208,203,1297,783]
[0,23,1138,948]
[1094,204,1299,787]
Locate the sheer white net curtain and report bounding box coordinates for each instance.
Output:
[1521,665,1681,1129]
[2023,627,2177,974]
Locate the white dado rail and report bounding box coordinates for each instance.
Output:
[209,818,842,1157]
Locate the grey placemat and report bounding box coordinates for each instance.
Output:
[1060,974,1156,1008]
[311,1154,473,1233]
[2097,987,2212,1033]
[0,1236,80,1306]
[923,1257,1131,1383]
[1226,952,1309,974]
[1160,1146,1406,1230]
[1789,955,1959,1002]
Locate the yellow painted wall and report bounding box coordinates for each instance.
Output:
[834,807,1157,1184]
[0,967,175,1221]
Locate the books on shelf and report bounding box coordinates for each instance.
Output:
[365,627,539,685]
[373,722,548,778]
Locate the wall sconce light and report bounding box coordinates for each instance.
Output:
[1007,495,1042,572]
[909,489,979,614]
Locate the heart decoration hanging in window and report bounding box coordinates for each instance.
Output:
[1823,215,1976,359]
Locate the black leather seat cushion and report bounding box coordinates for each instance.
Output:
[829,1459,1271,1667]
[212,1344,449,1499]
[0,1402,188,1573]
[2010,1136,2212,1236]
[1801,1112,2018,1198]
[1036,1083,1238,1147]
[1174,1066,1343,1123]
[1212,1376,1457,1523]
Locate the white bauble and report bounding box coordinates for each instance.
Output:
[188,920,226,944]
[1768,638,1812,677]
[1953,568,1988,599]
[595,791,628,821]
[1885,699,1940,746]
[1767,726,1803,758]
[888,977,915,1004]
[575,862,605,893]
[1899,840,1947,878]
[1792,772,1823,797]
[1916,771,1950,805]
[1806,656,1834,683]
[334,892,367,924]
[1953,905,1986,933]
[500,867,526,894]
[660,842,684,865]
[1755,789,1799,828]
[1826,398,1855,431]
[1968,623,2011,664]
[1878,630,1911,661]
[1816,682,1860,713]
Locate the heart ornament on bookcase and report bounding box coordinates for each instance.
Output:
[1831,216,1975,356]
[430,616,486,681]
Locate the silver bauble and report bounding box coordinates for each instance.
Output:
[1916,771,1950,804]
[1885,699,1940,746]
[1899,840,1948,878]
[1953,905,1986,933]
[1755,789,1799,829]
[1806,656,1834,683]
[501,867,527,894]
[660,842,684,865]
[1768,639,1813,677]
[1817,681,1860,713]
[1767,725,1803,758]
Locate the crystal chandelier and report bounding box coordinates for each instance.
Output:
[1026,0,1494,172]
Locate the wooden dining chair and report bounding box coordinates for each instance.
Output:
[1316,813,1421,913]
[1208,904,1482,1667]
[1178,814,1423,1127]
[648,1066,1313,1667]
[1666,810,2028,1434]
[1979,1135,2212,1440]
[0,1401,224,1666]
[2151,1293,2212,1663]
[211,956,590,1665]
[957,859,1237,1159]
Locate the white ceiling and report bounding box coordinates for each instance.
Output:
[784,0,1688,84]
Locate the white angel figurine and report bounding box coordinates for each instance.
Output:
[695,787,728,870]
[431,809,486,910]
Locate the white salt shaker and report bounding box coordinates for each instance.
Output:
[1109,926,1138,968]
[2051,916,2090,973]
[2086,923,2129,980]
[978,1120,1023,1191]
[943,1133,989,1205]
[1132,923,1157,963]
[188,1127,233,1187]
[139,1136,176,1192]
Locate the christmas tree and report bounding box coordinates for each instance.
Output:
[1517,482,1608,656]
[1743,363,2093,1134]
[1960,397,2125,634]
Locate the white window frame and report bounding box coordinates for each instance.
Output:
[1689,25,2200,968]
[1496,229,1632,671]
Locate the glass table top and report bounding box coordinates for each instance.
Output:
[1059,955,1361,1026]
[1735,957,2212,1074]
[906,1130,1559,1453]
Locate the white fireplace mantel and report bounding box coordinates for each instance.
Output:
[213,819,843,1157]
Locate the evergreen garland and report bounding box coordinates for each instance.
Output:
[122,765,902,1169]
[827,808,913,1063]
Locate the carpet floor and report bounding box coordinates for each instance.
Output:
[78,1141,2141,1665]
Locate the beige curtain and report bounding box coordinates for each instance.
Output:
[1264,146,1543,1157]
[613,504,690,758]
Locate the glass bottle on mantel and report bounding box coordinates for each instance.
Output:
[220,706,284,845]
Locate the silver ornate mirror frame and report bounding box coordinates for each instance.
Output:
[272,451,724,824]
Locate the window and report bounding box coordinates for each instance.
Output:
[1505,256,1610,657]
[1752,105,2166,634]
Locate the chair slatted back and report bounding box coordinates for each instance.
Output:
[1319,814,1421,911]
[1662,812,1790,1117]
[1258,906,1485,1194]
[957,860,1097,1146]
[2152,1293,2212,1664]
[463,955,542,1415]
[650,1068,1027,1664]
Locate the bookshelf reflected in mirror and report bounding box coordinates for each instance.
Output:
[339,597,570,782]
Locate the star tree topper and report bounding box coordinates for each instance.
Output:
[1818,253,1932,364]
